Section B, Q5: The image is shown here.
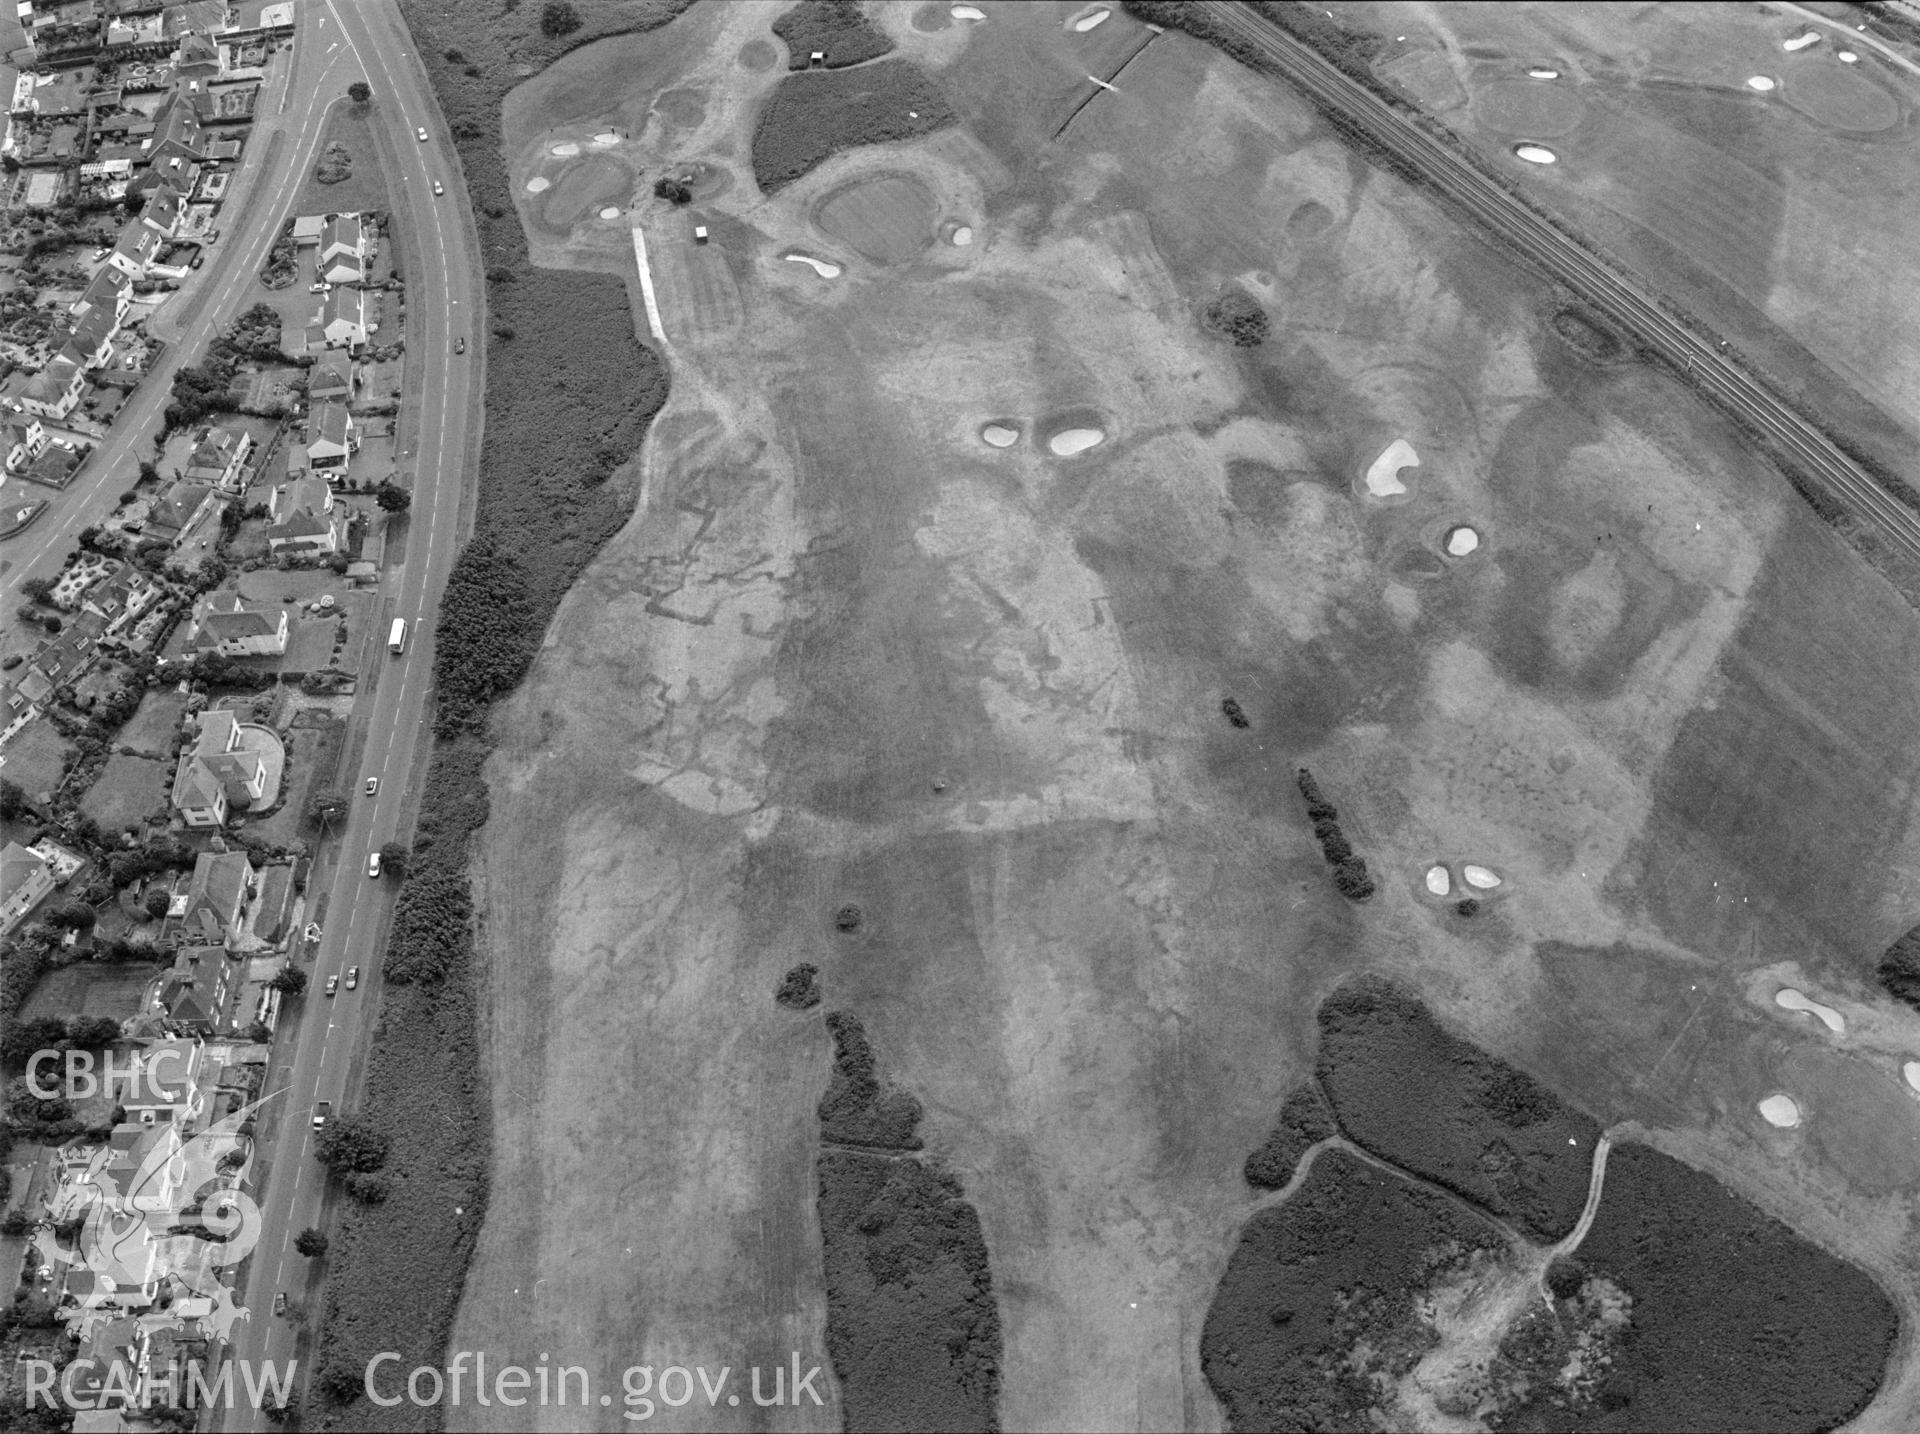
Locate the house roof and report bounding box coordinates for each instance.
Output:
[23,355,81,402]
[186,849,251,927]
[276,475,330,515]
[290,213,325,243]
[187,425,246,472]
[308,351,351,396]
[193,596,278,647]
[65,302,119,353]
[320,212,361,256]
[148,481,211,533]
[170,753,223,813]
[317,288,363,329]
[76,263,132,313]
[113,220,159,262]
[143,184,184,228]
[308,401,349,448]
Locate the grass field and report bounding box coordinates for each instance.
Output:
[444,1,1920,1428]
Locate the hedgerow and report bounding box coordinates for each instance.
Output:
[1296,768,1374,900]
[770,0,895,70]
[818,1010,924,1150]
[751,61,957,193]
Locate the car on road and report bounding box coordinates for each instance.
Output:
[455,336,465,354]
[309,282,332,293]
[365,776,379,796]
[417,126,429,142]
[325,973,339,997]
[345,966,360,990]
[312,1101,332,1130]
[432,180,444,196]
[367,851,382,879]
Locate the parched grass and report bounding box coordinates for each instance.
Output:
[751,61,958,194]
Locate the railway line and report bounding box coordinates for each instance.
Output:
[1205,2,1920,567]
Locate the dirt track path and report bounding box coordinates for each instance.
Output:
[1551,1130,1615,1261]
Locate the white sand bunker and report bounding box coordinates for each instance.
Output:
[1364,438,1419,497]
[599,206,620,219]
[1072,8,1111,32]
[951,4,986,18]
[1759,1093,1802,1128]
[1905,1062,1920,1094]
[783,252,842,278]
[1527,67,1560,79]
[1746,75,1776,92]
[1838,50,1859,63]
[1049,428,1104,456]
[1514,143,1558,164]
[1775,988,1845,1034]
[981,424,1020,448]
[951,225,973,246]
[525,176,551,193]
[1784,32,1821,51]
[549,140,580,157]
[1445,526,1480,557]
[592,131,620,145]
[1424,865,1451,897]
[1462,864,1502,889]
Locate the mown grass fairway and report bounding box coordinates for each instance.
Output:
[443,2,1920,1428]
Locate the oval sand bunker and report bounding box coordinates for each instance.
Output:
[525,176,551,193]
[1746,75,1777,92]
[1759,1093,1802,1128]
[593,131,620,146]
[549,140,580,157]
[951,4,986,18]
[1424,866,1451,897]
[783,252,842,278]
[1445,526,1480,557]
[599,206,620,219]
[1049,428,1104,457]
[1364,438,1419,497]
[1071,8,1110,31]
[951,225,973,246]
[1905,1062,1920,1094]
[1462,864,1502,889]
[981,423,1020,448]
[1514,143,1558,164]
[1527,67,1560,79]
[1775,988,1844,1034]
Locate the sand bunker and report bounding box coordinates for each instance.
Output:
[952,225,973,246]
[1364,439,1419,497]
[1784,32,1821,51]
[1527,67,1560,79]
[1746,75,1777,92]
[592,131,620,146]
[1424,865,1451,896]
[981,423,1020,448]
[1071,8,1111,32]
[783,252,842,278]
[951,4,986,18]
[1905,1062,1920,1094]
[1050,428,1104,457]
[1444,526,1480,557]
[1514,144,1558,164]
[525,176,551,193]
[1775,989,1844,1034]
[599,206,620,219]
[1461,865,1502,889]
[1759,1094,1802,1128]
[549,140,580,157]
[1838,50,1859,63]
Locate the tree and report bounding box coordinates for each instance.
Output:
[373,481,411,513]
[293,1227,329,1258]
[347,81,371,105]
[19,576,52,603]
[653,176,692,205]
[142,888,171,919]
[541,1,582,38]
[378,841,410,880]
[315,1114,388,1174]
[64,1016,121,1048]
[267,966,307,996]
[0,778,24,820]
[306,790,349,833]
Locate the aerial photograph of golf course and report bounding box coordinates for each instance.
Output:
[100,0,1920,1430]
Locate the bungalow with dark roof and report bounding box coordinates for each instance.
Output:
[60,302,119,370]
[106,218,160,279]
[305,401,353,471]
[170,710,265,828]
[311,288,367,349]
[71,263,133,325]
[189,594,286,656]
[178,848,254,947]
[317,212,365,284]
[146,480,215,541]
[306,349,353,402]
[19,354,85,420]
[139,182,185,237]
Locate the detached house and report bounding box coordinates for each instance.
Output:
[1,842,56,935]
[82,568,161,636]
[170,709,266,828]
[107,218,161,279]
[139,183,185,239]
[60,302,119,371]
[304,402,353,472]
[189,595,287,657]
[185,424,252,490]
[146,481,215,541]
[306,350,353,403]
[71,264,133,326]
[178,849,255,948]
[148,947,233,1037]
[2,417,47,473]
[311,288,367,349]
[20,354,85,421]
[316,212,365,285]
[267,475,344,554]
